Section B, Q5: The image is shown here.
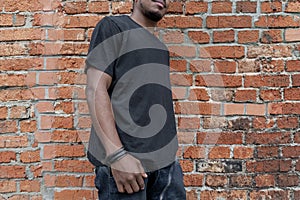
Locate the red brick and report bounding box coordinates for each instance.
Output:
[46,57,85,70]
[20,150,40,163]
[183,174,203,186]
[0,58,43,71]
[172,87,187,100]
[208,146,230,159]
[83,175,96,187]
[202,117,227,129]
[213,30,235,43]
[175,102,221,115]
[54,160,94,173]
[183,146,205,159]
[167,2,183,14]
[158,16,202,28]
[0,43,26,56]
[292,74,300,86]
[261,1,282,13]
[54,101,74,114]
[278,174,299,187]
[185,1,208,15]
[195,75,242,87]
[207,16,252,28]
[188,88,209,101]
[47,29,85,41]
[20,120,37,133]
[197,132,242,145]
[20,180,40,192]
[54,190,96,200]
[0,151,16,163]
[246,160,292,172]
[233,146,254,159]
[238,59,259,73]
[268,103,300,115]
[255,174,275,187]
[45,174,83,187]
[286,2,300,12]
[286,60,300,72]
[0,135,28,148]
[0,166,26,178]
[186,189,198,200]
[190,60,211,73]
[238,30,259,43]
[0,28,44,41]
[205,175,227,187]
[88,1,110,13]
[43,144,85,159]
[257,146,278,158]
[229,175,252,187]
[201,190,247,199]
[245,75,289,87]
[211,89,234,101]
[63,16,103,28]
[295,132,300,144]
[188,31,210,44]
[235,89,256,102]
[64,2,87,14]
[199,45,244,59]
[224,103,244,115]
[112,2,132,14]
[260,89,282,101]
[246,104,266,116]
[177,132,195,144]
[178,117,200,129]
[170,73,193,86]
[77,116,91,128]
[0,14,22,26]
[169,46,196,58]
[236,1,257,13]
[0,180,16,193]
[253,117,275,130]
[277,116,299,129]
[282,146,300,158]
[212,1,232,13]
[249,190,289,200]
[9,105,30,119]
[255,15,300,28]
[163,30,184,44]
[170,59,187,72]
[284,88,300,100]
[262,30,283,43]
[179,159,194,173]
[246,132,291,145]
[247,45,292,58]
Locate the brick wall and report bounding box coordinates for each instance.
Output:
[0,0,299,199]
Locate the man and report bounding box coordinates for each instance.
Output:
[85,0,186,199]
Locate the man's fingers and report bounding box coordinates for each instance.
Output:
[130,180,140,193]
[124,183,134,194]
[136,175,145,190]
[116,182,125,193]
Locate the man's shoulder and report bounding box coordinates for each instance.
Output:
[99,15,130,29]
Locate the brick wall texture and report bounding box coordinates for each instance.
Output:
[0,0,300,199]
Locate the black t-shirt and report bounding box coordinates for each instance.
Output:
[85,15,178,172]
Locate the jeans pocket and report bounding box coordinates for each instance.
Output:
[94,166,109,191]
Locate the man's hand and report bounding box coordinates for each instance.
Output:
[110,154,147,194]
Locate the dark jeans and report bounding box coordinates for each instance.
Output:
[94,161,186,200]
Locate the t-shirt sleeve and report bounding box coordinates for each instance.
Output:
[85,17,121,76]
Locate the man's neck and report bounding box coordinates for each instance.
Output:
[130,12,157,28]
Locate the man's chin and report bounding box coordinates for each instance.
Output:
[146,11,164,22]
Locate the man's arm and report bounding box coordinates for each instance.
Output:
[85,67,147,194]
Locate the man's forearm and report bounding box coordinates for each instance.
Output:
[86,71,123,156]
